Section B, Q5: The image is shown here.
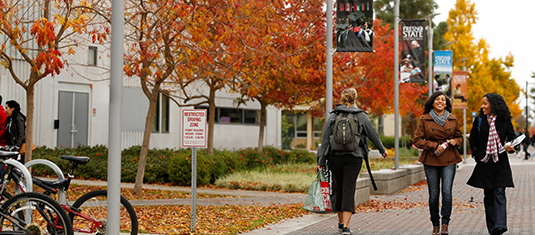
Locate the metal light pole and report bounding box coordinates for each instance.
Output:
[325,0,333,117]
[420,13,439,97]
[108,0,124,232]
[458,57,469,163]
[440,40,457,51]
[394,0,400,169]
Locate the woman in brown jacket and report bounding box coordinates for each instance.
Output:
[413,92,463,235]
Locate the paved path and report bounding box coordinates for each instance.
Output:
[62,147,535,234]
[248,150,535,235]
[64,178,307,207]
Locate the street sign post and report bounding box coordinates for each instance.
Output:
[182,109,207,233]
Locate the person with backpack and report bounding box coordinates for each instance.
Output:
[412,91,463,235]
[317,88,387,235]
[468,93,515,235]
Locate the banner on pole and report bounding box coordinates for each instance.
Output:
[452,71,468,109]
[433,51,453,98]
[335,0,374,52]
[400,20,426,83]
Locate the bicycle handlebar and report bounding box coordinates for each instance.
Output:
[0,145,20,152]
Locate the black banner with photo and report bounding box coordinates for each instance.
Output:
[335,0,374,52]
[400,20,426,83]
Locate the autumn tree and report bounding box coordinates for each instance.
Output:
[0,0,108,162]
[122,0,195,194]
[170,0,257,155]
[229,0,327,152]
[445,0,521,131]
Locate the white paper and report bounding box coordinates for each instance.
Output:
[498,134,525,154]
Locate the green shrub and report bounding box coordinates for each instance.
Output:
[30,145,317,187]
[369,135,412,150]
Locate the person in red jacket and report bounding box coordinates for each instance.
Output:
[0,95,7,146]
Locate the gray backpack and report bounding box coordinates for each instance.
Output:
[331,112,359,152]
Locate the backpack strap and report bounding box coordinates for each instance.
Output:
[365,157,377,190]
[477,116,482,138]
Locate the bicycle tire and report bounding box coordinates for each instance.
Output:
[69,189,138,235]
[0,192,73,235]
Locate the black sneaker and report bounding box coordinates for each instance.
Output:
[338,223,344,233]
[342,227,351,235]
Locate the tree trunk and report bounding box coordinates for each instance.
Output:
[207,88,216,155]
[24,83,35,163]
[257,101,266,153]
[133,88,160,195]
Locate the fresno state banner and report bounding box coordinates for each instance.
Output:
[451,71,468,109]
[400,20,426,83]
[433,51,453,98]
[336,0,374,52]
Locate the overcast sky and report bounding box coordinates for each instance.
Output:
[434,0,535,108]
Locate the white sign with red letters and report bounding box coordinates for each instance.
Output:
[182,109,207,147]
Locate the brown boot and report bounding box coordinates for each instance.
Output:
[441,224,448,235]
[432,226,440,235]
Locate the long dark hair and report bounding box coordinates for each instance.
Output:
[479,93,511,120]
[5,100,24,118]
[423,91,452,114]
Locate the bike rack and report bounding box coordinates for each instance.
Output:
[3,159,33,193]
[25,159,66,204]
[4,159,34,224]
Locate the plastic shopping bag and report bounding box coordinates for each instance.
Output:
[303,170,332,213]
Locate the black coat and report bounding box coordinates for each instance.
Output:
[6,113,26,148]
[467,115,515,189]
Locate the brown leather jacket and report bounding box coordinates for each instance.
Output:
[412,113,463,166]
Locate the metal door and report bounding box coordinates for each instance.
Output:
[57,91,89,148]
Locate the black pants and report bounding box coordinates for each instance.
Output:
[330,154,363,212]
[523,144,530,159]
[484,187,508,234]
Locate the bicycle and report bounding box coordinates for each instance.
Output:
[0,147,138,234]
[0,147,73,235]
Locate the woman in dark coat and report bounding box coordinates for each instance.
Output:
[468,93,515,235]
[4,100,26,162]
[412,91,463,235]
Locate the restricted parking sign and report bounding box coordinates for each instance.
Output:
[182,109,207,147]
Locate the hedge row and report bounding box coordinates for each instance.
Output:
[30,145,316,186]
[369,135,413,149]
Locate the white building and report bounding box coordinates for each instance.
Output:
[0,44,282,150]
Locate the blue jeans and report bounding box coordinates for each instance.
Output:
[424,164,456,226]
[484,187,507,234]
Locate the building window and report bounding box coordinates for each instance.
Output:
[195,106,262,125]
[152,93,169,133]
[295,114,307,137]
[313,118,323,138]
[161,95,169,133]
[282,110,322,139]
[244,110,260,124]
[88,46,97,66]
[219,108,241,123]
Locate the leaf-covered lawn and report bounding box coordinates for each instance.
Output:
[135,204,309,234]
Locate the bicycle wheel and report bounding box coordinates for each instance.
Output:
[69,190,138,235]
[0,192,73,235]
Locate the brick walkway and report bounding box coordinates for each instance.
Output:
[284,154,535,235]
